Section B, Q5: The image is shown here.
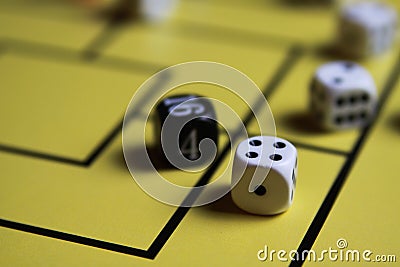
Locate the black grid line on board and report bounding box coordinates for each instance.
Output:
[289,50,400,267]
[0,0,298,50]
[0,46,303,259]
[0,32,177,166]
[162,19,296,50]
[82,23,121,61]
[0,1,398,263]
[0,219,150,259]
[81,0,145,60]
[0,36,327,166]
[0,43,7,56]
[0,119,122,167]
[0,0,322,167]
[1,38,164,74]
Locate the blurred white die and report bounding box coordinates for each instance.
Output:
[310,61,377,130]
[337,2,398,57]
[231,136,297,215]
[140,0,177,21]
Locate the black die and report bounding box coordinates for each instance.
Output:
[156,95,218,165]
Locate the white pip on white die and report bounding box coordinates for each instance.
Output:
[310,61,377,130]
[231,136,298,215]
[337,2,398,57]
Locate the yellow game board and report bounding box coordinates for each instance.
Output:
[0,0,399,266]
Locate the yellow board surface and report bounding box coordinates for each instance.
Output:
[0,0,399,266]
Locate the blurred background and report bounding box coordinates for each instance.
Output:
[0,1,399,266]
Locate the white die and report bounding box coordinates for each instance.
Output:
[337,2,398,57]
[140,0,177,21]
[310,61,377,130]
[231,136,297,215]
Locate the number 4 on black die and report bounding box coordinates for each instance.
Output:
[156,95,218,167]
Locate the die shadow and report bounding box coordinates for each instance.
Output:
[110,146,129,173]
[204,190,247,215]
[278,110,330,135]
[314,44,364,62]
[386,112,400,133]
[271,0,332,9]
[116,144,217,172]
[98,0,142,25]
[112,144,174,173]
